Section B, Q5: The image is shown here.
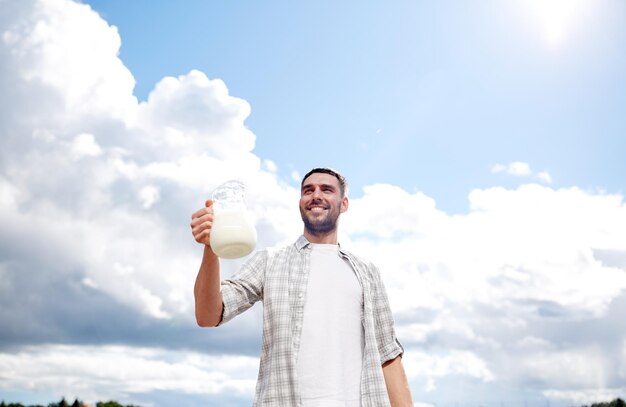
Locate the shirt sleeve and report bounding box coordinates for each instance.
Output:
[370,262,404,364]
[218,249,267,326]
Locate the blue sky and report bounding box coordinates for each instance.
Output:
[84,0,626,213]
[1,1,626,406]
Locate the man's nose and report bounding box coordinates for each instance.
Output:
[311,188,323,199]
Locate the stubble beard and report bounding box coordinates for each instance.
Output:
[300,205,340,236]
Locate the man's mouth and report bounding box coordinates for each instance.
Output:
[307,204,328,212]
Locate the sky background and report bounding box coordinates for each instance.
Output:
[1,0,625,406]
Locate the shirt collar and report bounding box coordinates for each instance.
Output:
[295,235,345,253]
[295,235,311,251]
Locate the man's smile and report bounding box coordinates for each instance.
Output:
[307,204,328,213]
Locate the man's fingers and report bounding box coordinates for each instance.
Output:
[191,212,211,228]
[191,206,214,223]
[192,222,212,244]
[190,205,214,245]
[194,228,211,244]
[191,206,209,220]
[191,214,213,232]
[191,201,215,245]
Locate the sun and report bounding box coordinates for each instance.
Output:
[522,0,593,48]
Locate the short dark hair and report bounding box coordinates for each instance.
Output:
[301,167,348,197]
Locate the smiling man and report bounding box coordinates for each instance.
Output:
[191,167,412,407]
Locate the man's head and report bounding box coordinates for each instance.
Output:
[300,167,348,198]
[299,168,349,240]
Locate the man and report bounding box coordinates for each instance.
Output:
[191,168,412,406]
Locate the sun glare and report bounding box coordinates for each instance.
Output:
[523,0,593,48]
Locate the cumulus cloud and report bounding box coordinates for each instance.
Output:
[0,345,258,405]
[492,161,552,183]
[0,0,299,325]
[1,1,625,406]
[342,183,626,396]
[345,184,626,316]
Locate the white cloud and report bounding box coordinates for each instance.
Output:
[291,170,301,183]
[491,161,553,184]
[0,176,22,208]
[537,171,553,184]
[139,185,160,209]
[345,183,626,317]
[70,133,103,159]
[0,345,258,404]
[0,0,303,325]
[1,0,136,122]
[342,183,445,240]
[508,161,532,176]
[134,70,256,161]
[341,183,626,402]
[492,161,532,176]
[263,159,278,173]
[523,347,609,388]
[402,349,494,391]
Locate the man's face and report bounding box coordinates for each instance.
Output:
[299,172,348,236]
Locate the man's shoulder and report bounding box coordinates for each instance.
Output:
[259,238,300,259]
[339,246,378,271]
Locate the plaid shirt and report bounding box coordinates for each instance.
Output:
[219,235,404,407]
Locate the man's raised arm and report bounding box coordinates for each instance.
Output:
[191,200,223,327]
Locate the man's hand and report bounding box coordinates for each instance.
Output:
[191,200,214,245]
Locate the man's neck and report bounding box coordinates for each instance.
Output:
[303,229,338,245]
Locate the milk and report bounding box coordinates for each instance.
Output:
[210,208,257,259]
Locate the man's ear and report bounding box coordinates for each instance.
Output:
[340,196,349,213]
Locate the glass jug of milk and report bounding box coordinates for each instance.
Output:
[209,180,257,259]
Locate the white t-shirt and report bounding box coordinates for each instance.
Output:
[297,243,364,407]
